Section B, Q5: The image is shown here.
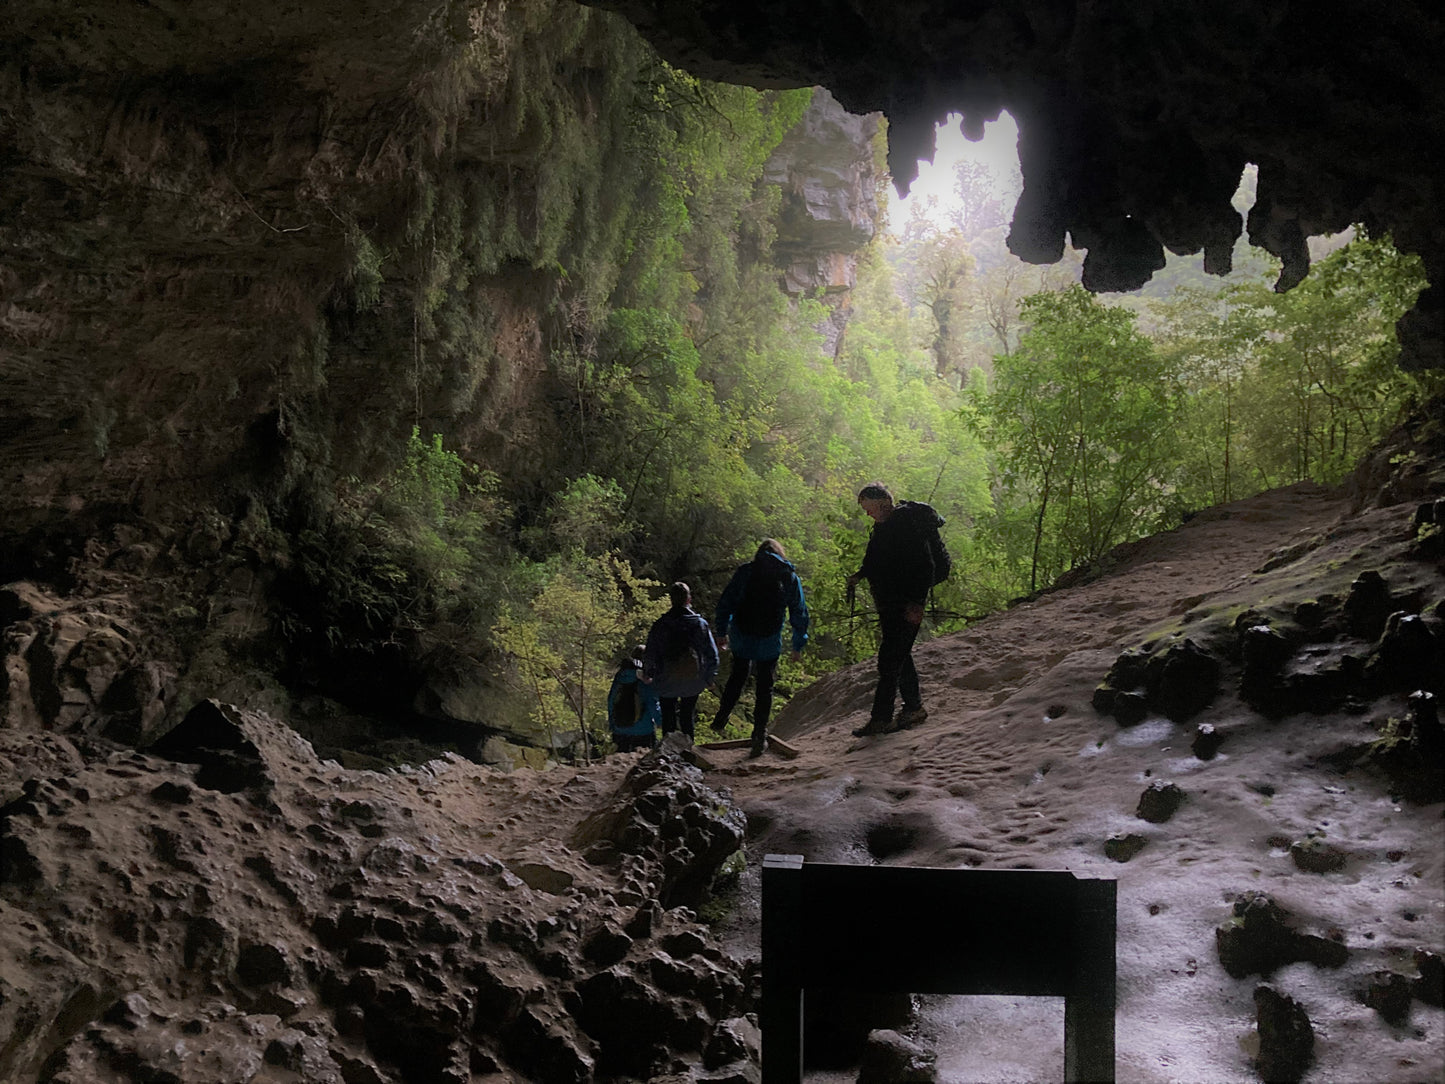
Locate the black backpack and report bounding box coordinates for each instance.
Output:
[927,525,952,586]
[611,673,643,728]
[732,559,789,636]
[661,618,703,684]
[901,501,952,586]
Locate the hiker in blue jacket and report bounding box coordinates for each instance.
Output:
[607,645,660,753]
[642,582,719,740]
[710,539,810,757]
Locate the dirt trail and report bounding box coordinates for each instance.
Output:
[695,479,1445,1084]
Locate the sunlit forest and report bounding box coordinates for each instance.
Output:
[294,57,1440,754]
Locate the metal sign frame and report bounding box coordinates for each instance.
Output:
[760,855,1116,1083]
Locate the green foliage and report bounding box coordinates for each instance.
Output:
[1152,233,1438,501]
[968,286,1179,593]
[493,553,664,760]
[961,233,1435,602]
[280,428,502,657]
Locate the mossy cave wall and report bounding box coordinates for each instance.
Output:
[2,0,659,533]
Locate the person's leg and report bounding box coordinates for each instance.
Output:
[867,604,920,728]
[660,698,679,736]
[678,694,700,739]
[898,646,922,712]
[749,656,779,755]
[713,657,751,730]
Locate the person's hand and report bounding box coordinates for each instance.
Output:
[904,602,925,626]
[789,650,802,664]
[846,572,861,589]
[717,635,729,652]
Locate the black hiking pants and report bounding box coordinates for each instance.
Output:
[870,601,922,726]
[660,695,700,739]
[713,655,779,751]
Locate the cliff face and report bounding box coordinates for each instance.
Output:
[762,87,880,358]
[764,87,880,300]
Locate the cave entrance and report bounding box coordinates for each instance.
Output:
[760,855,1116,1083]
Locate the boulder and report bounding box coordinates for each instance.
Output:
[1104,833,1147,862]
[1136,782,1185,824]
[1343,570,1392,641]
[1362,970,1412,1025]
[146,699,281,796]
[1112,690,1149,727]
[1192,723,1225,760]
[1288,838,1346,874]
[1253,985,1314,1084]
[1215,893,1348,978]
[1146,639,1221,721]
[572,746,746,909]
[857,1028,938,1083]
[1365,612,1442,693]
[1414,949,1444,1006]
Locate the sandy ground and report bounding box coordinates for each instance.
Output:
[696,481,1445,1083]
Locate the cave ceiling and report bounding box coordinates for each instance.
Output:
[588,0,1445,368]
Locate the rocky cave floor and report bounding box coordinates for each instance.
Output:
[3,440,1444,1083]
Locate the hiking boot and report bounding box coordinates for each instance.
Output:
[850,719,891,738]
[895,706,928,729]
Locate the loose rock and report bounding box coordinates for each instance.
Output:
[1104,833,1147,862]
[1192,723,1225,760]
[857,1028,938,1083]
[1362,970,1413,1025]
[1136,781,1185,823]
[1216,893,1348,978]
[1253,985,1314,1084]
[1289,837,1347,874]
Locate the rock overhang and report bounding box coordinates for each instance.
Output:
[585,0,1445,368]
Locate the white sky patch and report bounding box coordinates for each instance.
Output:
[888,112,1023,236]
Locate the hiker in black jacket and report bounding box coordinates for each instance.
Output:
[846,482,944,736]
[642,582,719,740]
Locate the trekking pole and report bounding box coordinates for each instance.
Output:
[845,577,857,662]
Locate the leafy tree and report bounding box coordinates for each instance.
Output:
[916,231,975,381]
[949,160,1014,241]
[493,553,664,760]
[1150,233,1436,500]
[969,286,1179,593]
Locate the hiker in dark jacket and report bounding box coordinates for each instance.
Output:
[607,645,660,753]
[642,582,719,740]
[846,482,944,736]
[710,539,810,757]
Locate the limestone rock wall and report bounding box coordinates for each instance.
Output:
[0,702,756,1083]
